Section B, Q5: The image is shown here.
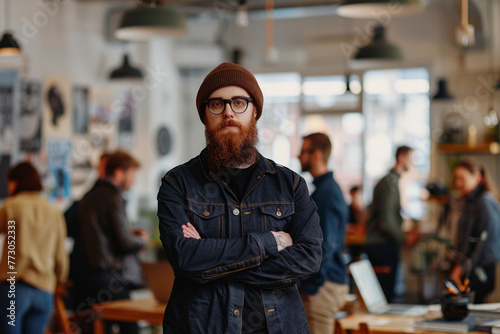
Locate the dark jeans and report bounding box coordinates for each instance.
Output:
[73,269,139,334]
[0,281,54,334]
[363,243,400,303]
[470,263,496,304]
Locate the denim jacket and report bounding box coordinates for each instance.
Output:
[157,150,323,334]
[456,185,500,267]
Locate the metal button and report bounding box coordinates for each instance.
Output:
[233,208,240,216]
[233,310,240,317]
[203,210,210,217]
[257,175,261,179]
[276,208,282,217]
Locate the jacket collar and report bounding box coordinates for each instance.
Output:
[389,168,401,179]
[95,178,121,193]
[313,171,333,187]
[464,184,486,203]
[200,149,276,182]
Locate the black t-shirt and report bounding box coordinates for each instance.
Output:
[227,165,268,333]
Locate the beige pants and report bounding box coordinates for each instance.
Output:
[301,281,349,334]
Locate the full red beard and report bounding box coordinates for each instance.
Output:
[205,118,259,172]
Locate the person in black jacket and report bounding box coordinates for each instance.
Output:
[73,150,148,334]
[450,159,500,303]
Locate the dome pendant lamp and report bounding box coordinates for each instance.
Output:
[352,25,403,66]
[432,79,454,101]
[337,0,423,19]
[109,54,143,80]
[0,0,21,56]
[115,2,187,41]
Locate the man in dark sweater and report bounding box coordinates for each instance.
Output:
[298,133,349,334]
[364,145,414,302]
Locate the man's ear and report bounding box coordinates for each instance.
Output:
[313,149,322,162]
[113,168,124,183]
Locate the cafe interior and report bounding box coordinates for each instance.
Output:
[1,0,500,333]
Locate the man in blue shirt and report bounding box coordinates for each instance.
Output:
[298,133,349,334]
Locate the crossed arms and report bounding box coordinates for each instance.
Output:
[157,175,323,288]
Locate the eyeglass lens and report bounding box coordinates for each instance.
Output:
[208,98,250,114]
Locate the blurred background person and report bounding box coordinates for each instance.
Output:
[450,159,500,304]
[0,162,68,334]
[298,133,349,334]
[72,150,148,334]
[363,146,416,302]
[347,185,366,232]
[63,152,109,315]
[346,185,367,263]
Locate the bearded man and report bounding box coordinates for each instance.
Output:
[157,62,323,334]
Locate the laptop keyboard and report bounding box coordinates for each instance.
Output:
[386,305,429,317]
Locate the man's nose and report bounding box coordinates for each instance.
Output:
[222,102,235,117]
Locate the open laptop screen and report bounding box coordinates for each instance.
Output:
[349,259,388,311]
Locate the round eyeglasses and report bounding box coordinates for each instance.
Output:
[204,96,254,115]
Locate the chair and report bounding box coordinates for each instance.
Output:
[359,322,372,334]
[334,320,346,334]
[46,283,77,334]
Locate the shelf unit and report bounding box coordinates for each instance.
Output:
[438,143,500,155]
[437,142,500,187]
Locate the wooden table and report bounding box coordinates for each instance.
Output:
[92,298,166,334]
[338,312,487,334]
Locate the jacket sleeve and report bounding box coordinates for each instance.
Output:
[108,194,145,253]
[157,175,279,284]
[228,176,323,288]
[373,178,405,244]
[0,205,6,234]
[54,211,69,283]
[469,194,499,266]
[299,185,345,295]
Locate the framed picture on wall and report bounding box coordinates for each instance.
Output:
[0,71,17,155]
[43,76,73,138]
[20,79,43,152]
[47,138,72,202]
[73,86,89,135]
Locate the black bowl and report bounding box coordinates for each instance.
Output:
[441,292,469,321]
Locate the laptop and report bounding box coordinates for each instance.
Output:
[349,259,429,317]
[140,261,175,304]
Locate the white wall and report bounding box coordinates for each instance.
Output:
[2,0,500,208]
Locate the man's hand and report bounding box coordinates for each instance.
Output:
[182,222,201,239]
[450,264,463,284]
[133,228,150,241]
[271,231,293,252]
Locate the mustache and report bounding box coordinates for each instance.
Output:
[218,120,241,130]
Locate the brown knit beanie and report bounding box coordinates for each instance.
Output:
[196,62,263,124]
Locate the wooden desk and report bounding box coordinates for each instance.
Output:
[345,231,366,246]
[92,298,166,334]
[338,312,486,334]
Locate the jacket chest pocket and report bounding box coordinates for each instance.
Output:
[259,203,294,232]
[187,200,225,238]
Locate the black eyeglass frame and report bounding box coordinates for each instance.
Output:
[204,96,254,115]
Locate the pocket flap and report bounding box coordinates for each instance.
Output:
[259,204,294,219]
[188,200,225,219]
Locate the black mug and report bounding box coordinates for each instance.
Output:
[441,291,470,321]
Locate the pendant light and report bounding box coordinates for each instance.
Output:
[0,0,21,56]
[236,0,249,27]
[483,0,498,130]
[337,0,423,19]
[455,0,475,48]
[352,25,403,65]
[115,1,187,41]
[109,54,143,80]
[432,79,454,101]
[264,0,279,65]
